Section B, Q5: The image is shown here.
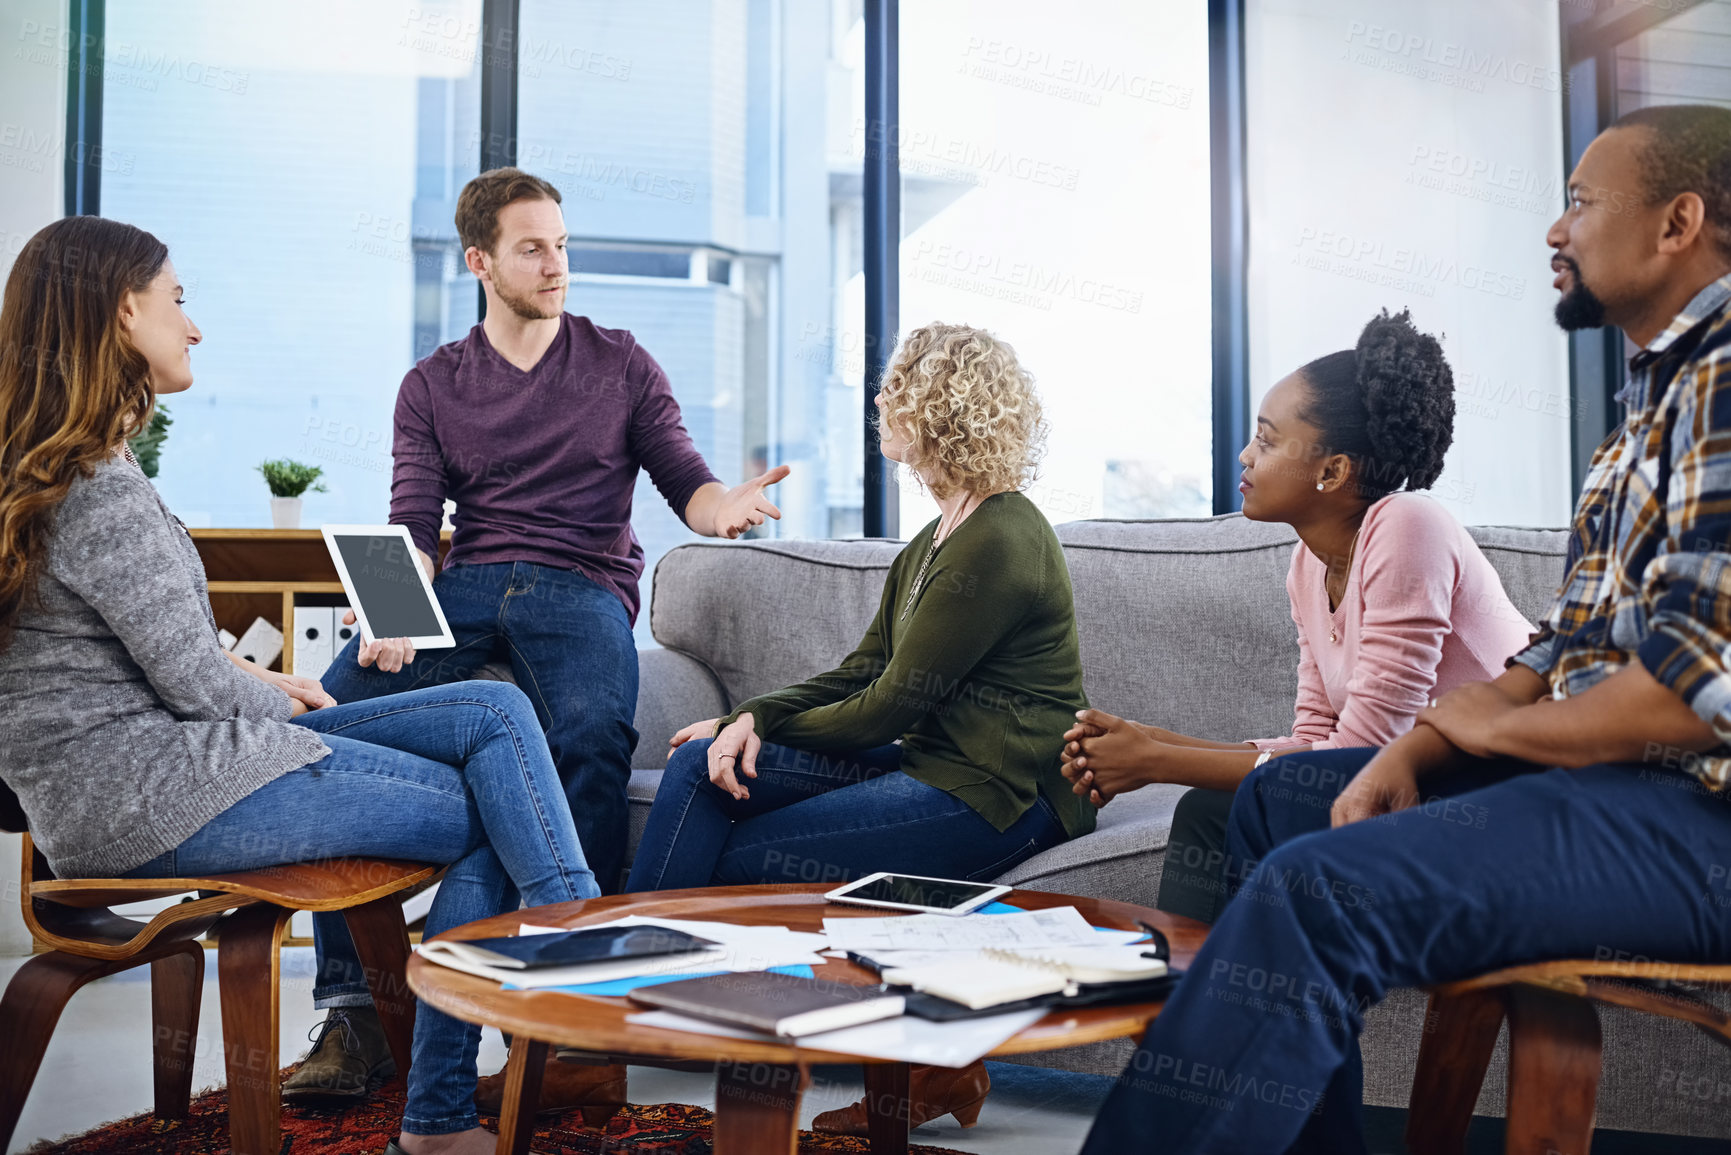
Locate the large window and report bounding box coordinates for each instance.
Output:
[894,0,1214,528]
[1246,0,1572,528]
[82,1,1214,648]
[94,0,1210,644]
[100,1,482,528]
[517,0,862,640]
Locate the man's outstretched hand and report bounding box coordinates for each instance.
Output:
[690,465,791,539]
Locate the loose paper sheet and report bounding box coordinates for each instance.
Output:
[823,905,1104,953]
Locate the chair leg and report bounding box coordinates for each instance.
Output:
[1406,988,1506,1155]
[342,895,415,1087]
[217,903,291,1155]
[150,940,206,1120]
[1504,984,1602,1155]
[0,952,116,1151]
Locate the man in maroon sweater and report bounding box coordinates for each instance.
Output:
[294,168,786,1109]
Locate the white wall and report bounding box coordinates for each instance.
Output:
[0,0,63,270]
[0,0,66,956]
[1247,0,1573,527]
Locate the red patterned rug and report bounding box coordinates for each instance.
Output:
[26,1072,975,1154]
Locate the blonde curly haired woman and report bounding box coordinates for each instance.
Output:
[627,322,1093,1132]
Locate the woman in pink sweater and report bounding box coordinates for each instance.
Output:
[1061,309,1534,923]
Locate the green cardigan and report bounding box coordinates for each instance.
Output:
[724,491,1095,840]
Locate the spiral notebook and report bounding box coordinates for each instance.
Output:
[882,944,1168,1011]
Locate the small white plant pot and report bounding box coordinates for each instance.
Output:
[270,496,303,529]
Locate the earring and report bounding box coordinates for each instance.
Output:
[1316,482,1325,491]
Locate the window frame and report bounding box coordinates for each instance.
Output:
[1559,0,1714,488]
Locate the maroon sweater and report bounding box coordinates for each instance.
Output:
[390,314,719,624]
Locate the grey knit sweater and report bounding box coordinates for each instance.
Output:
[0,454,330,877]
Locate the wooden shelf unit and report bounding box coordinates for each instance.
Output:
[191,529,450,675]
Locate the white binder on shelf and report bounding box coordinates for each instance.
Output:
[293,605,333,680]
[332,606,358,656]
[233,617,283,670]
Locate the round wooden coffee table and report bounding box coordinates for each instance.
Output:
[407,883,1205,1155]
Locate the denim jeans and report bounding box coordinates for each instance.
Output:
[625,737,1067,891]
[1081,748,1731,1155]
[124,681,599,1136]
[311,560,637,1010]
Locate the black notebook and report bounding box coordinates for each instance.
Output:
[629,971,907,1037]
[430,925,719,970]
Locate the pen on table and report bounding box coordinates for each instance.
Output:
[845,950,889,976]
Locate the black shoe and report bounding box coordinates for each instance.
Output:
[282,1007,396,1104]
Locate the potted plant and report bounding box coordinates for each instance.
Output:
[257,458,328,529]
[127,403,171,478]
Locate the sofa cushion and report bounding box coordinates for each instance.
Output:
[993,782,1189,909]
[631,647,730,769]
[1461,523,1573,626]
[648,539,904,707]
[1055,516,1302,742]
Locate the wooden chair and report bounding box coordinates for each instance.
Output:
[1406,958,1731,1154]
[0,780,438,1155]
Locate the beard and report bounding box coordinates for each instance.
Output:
[1553,257,1608,331]
[494,277,566,321]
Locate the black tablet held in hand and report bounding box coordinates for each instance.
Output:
[440,925,720,970]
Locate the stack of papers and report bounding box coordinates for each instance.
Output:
[820,906,1164,1011]
[823,905,1142,953]
[878,943,1169,1010]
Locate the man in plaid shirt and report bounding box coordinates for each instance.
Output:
[1085,104,1731,1154]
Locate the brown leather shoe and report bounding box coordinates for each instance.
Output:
[812,1061,990,1135]
[474,1048,627,1129]
[282,1007,395,1104]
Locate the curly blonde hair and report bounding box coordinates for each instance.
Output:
[877,323,1047,501]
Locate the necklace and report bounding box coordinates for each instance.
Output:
[120,442,193,538]
[1327,525,1363,644]
[899,497,974,622]
[900,537,940,622]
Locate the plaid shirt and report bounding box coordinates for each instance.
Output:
[1513,274,1731,789]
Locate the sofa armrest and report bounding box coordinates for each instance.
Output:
[633,646,729,770]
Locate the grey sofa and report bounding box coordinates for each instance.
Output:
[594,513,1731,1140]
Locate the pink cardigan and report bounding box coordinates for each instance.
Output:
[1252,493,1536,752]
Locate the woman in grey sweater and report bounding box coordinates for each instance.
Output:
[0,215,594,1155]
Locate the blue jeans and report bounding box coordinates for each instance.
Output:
[124,681,599,1136]
[625,738,1067,891]
[1081,748,1731,1155]
[312,561,637,1009]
